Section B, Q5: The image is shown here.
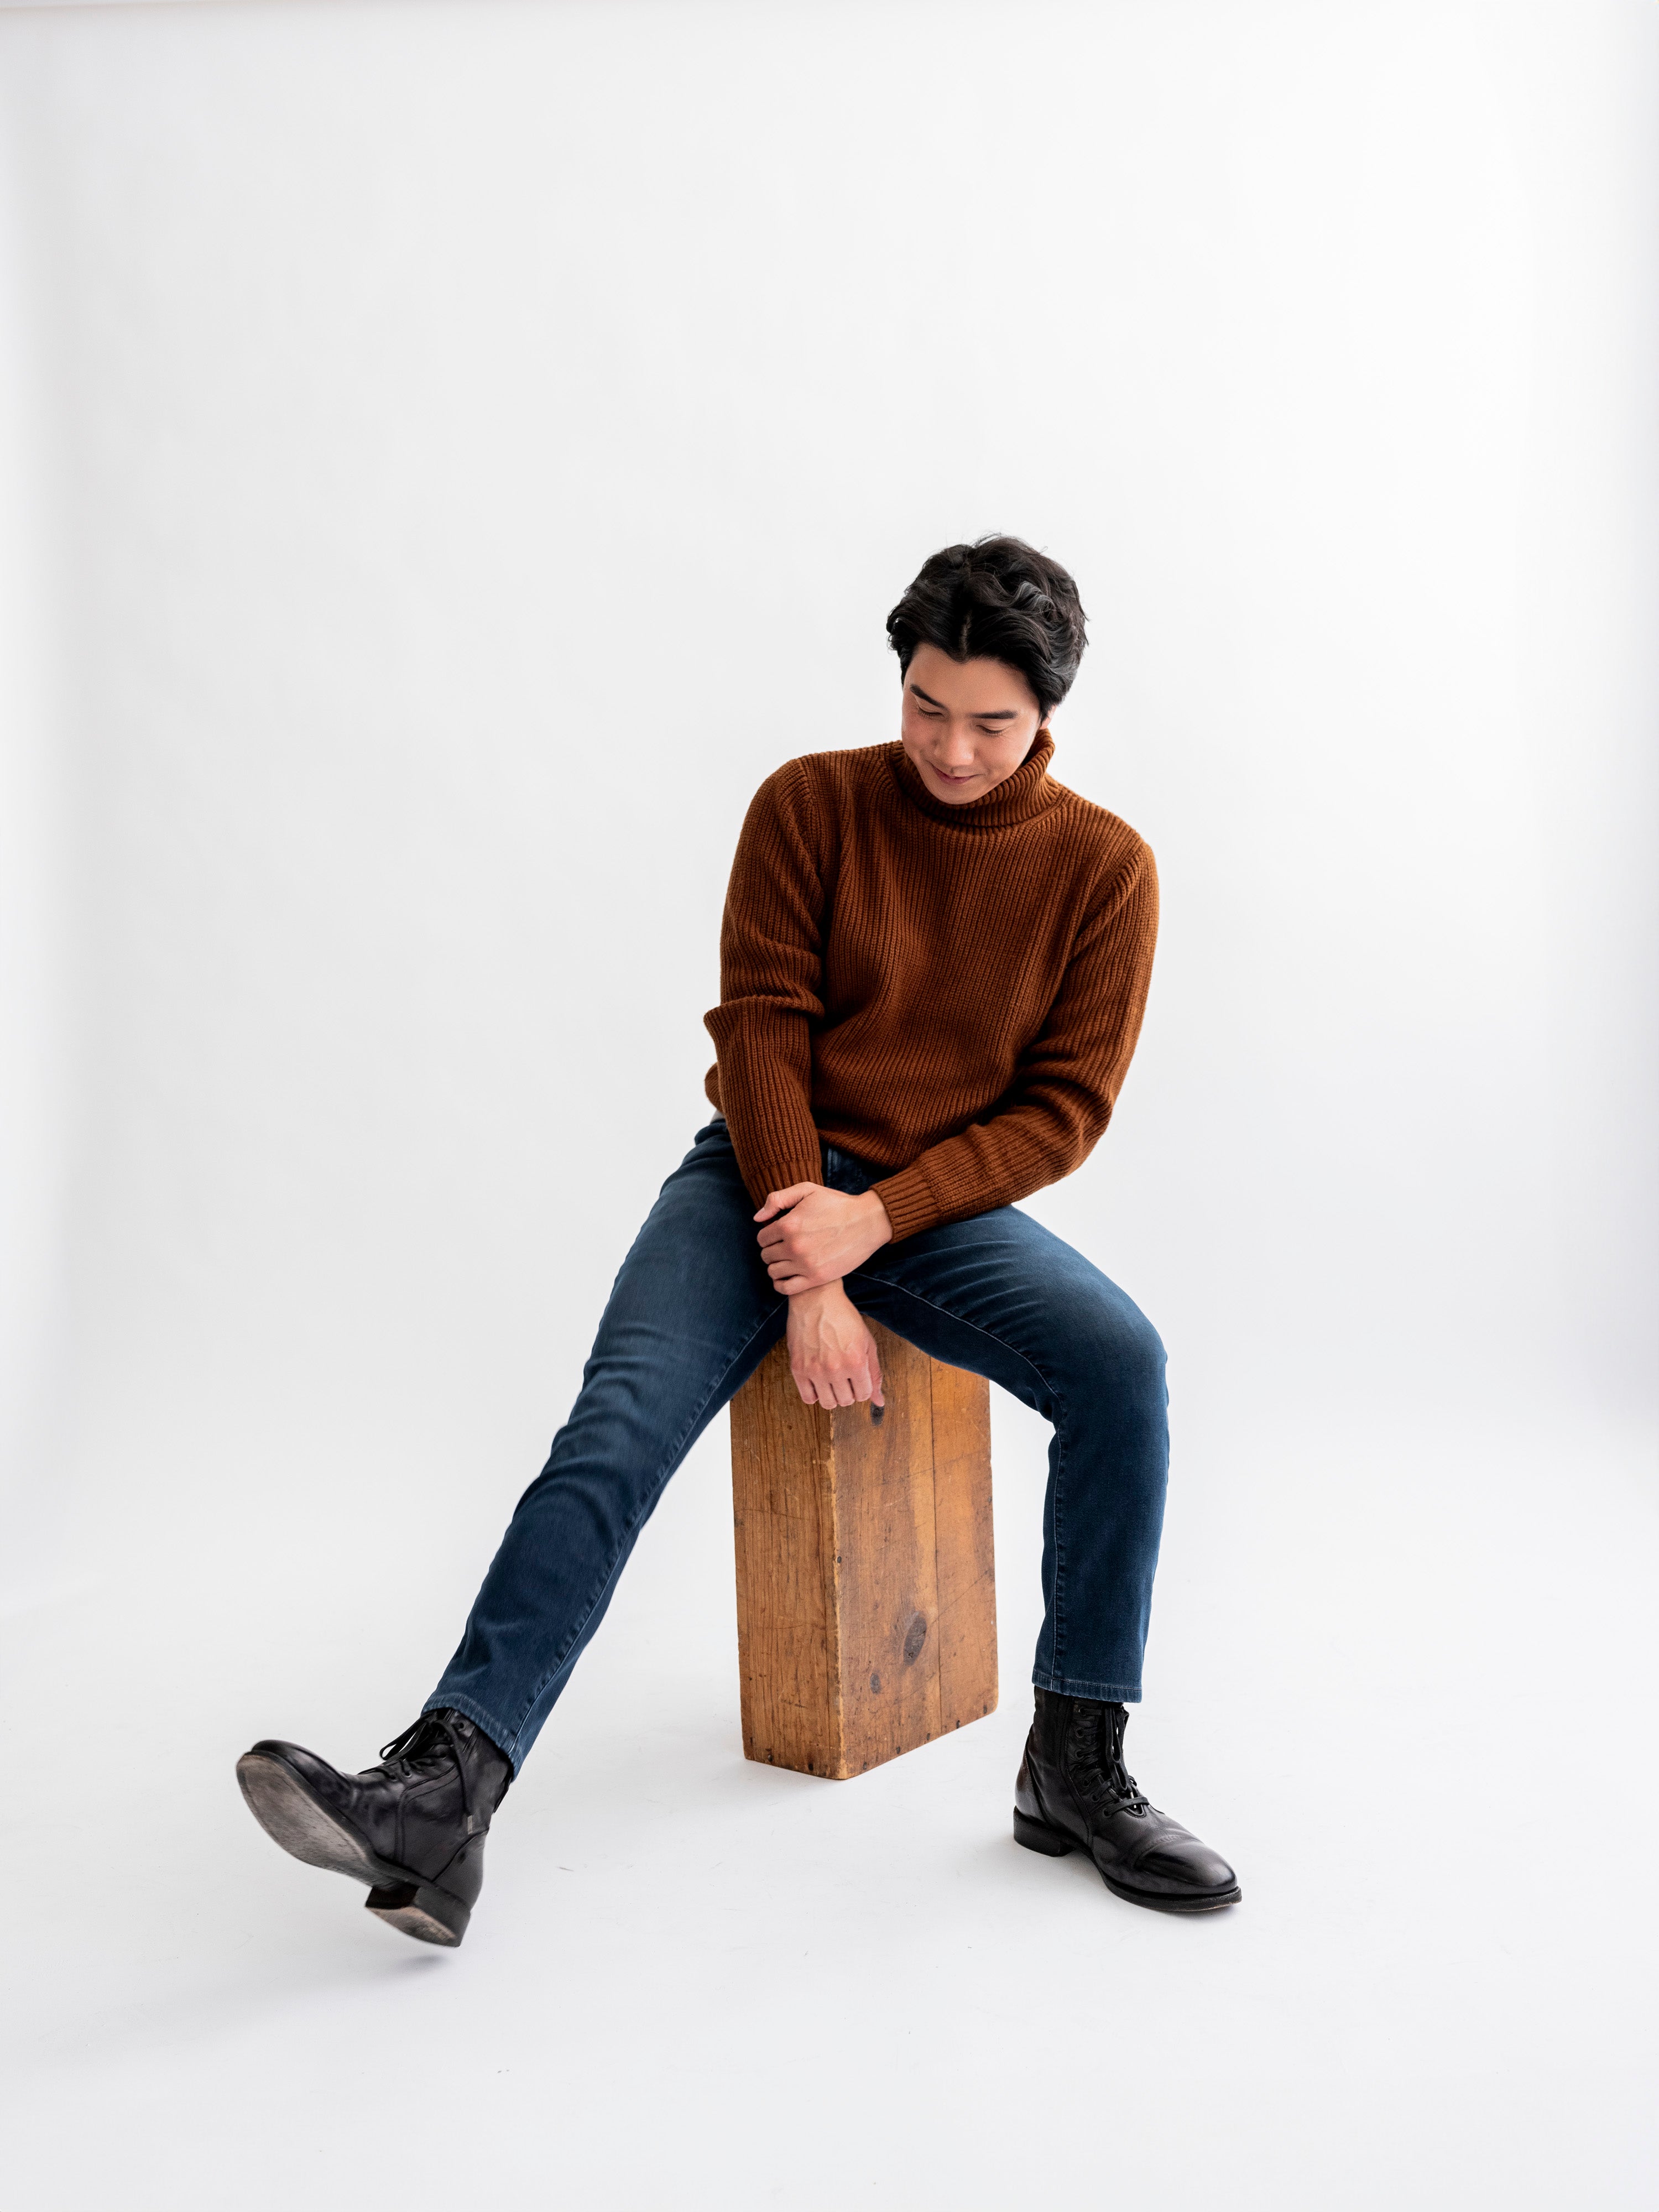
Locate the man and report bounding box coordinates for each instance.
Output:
[237,536,1240,1944]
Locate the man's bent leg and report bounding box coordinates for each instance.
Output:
[427,1121,784,1769]
[832,1157,1235,1910]
[831,1165,1167,1701]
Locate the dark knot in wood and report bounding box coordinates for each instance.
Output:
[902,1611,928,1665]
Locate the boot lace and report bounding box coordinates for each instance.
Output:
[378,1712,483,1827]
[1069,1701,1151,1818]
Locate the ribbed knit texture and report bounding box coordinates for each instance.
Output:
[703,733,1158,1244]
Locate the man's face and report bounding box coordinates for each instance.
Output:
[899,643,1047,806]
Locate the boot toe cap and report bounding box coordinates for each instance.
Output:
[1094,1825,1241,1907]
[1139,1841,1238,1895]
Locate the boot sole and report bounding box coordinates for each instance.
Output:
[1013,1808,1241,1913]
[236,1750,469,1947]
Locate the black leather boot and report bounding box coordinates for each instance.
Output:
[1014,1688,1240,1912]
[236,1708,513,1947]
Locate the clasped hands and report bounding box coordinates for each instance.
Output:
[754,1182,893,1411]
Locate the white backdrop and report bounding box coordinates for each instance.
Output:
[2,3,1656,2207]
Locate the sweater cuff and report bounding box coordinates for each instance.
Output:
[870,1164,940,1245]
[747,1151,826,1207]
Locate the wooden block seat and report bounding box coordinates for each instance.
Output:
[729,1317,997,1778]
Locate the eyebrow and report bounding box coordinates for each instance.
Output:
[909,682,1020,721]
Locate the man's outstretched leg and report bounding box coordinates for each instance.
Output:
[236,1121,784,1944]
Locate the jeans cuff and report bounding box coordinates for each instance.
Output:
[1031,1672,1142,1703]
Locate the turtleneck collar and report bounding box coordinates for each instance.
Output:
[887,729,1063,829]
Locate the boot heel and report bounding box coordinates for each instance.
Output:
[365,1881,470,1948]
[1013,1809,1073,1858]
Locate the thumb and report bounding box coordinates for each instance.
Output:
[754,1182,815,1223]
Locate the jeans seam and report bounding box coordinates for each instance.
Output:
[502,1300,785,1756]
[853,1270,1063,1403]
[1050,1428,1069,1684]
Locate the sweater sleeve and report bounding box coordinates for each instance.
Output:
[703,763,831,1207]
[868,841,1159,1242]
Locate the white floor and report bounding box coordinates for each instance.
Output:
[6,1394,1657,2209]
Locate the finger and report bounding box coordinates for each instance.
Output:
[831,1374,856,1407]
[869,1346,884,1408]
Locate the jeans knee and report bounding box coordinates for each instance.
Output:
[1120,1307,1167,1405]
[1062,1293,1165,1415]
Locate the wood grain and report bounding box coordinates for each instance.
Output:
[730,1318,997,1779]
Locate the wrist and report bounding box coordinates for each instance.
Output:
[860,1189,893,1248]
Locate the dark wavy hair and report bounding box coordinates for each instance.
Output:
[885,536,1087,719]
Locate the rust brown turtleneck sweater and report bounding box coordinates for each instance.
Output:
[703,732,1157,1245]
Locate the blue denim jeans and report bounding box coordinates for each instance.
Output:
[428,1120,1169,1770]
